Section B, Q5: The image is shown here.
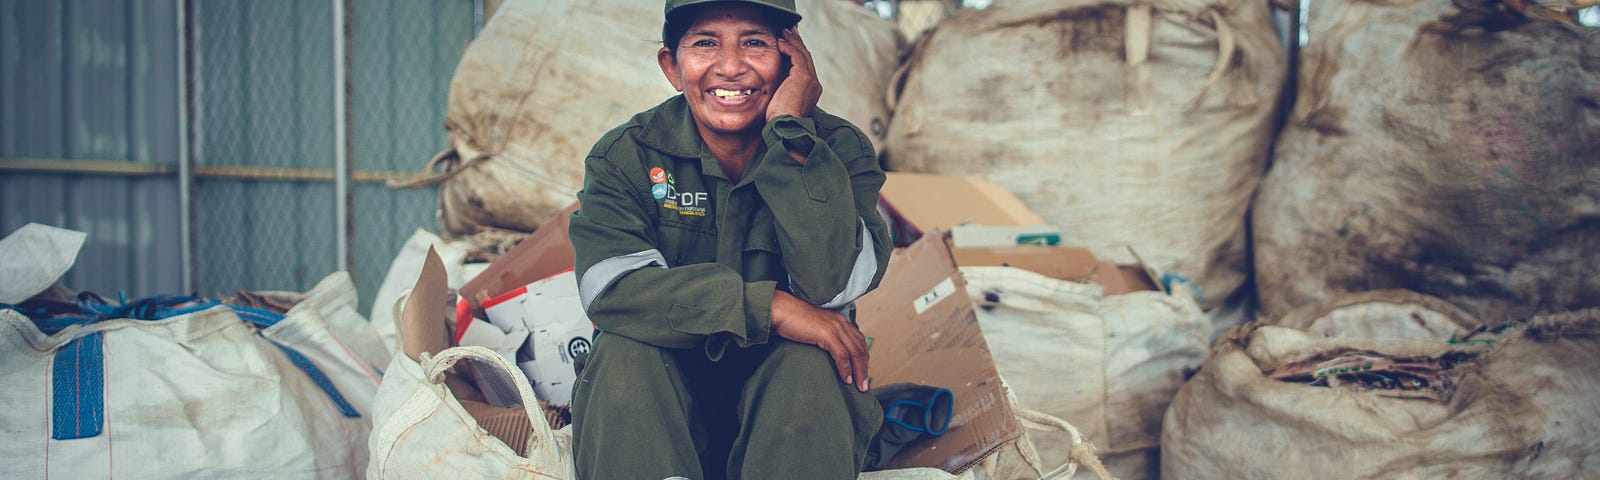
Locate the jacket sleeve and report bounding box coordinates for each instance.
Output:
[751,115,893,310]
[569,155,775,360]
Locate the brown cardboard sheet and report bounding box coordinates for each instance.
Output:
[458,202,579,317]
[856,231,1020,473]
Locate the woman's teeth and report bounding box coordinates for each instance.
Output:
[712,89,753,99]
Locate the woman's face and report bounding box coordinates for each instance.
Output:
[658,4,784,140]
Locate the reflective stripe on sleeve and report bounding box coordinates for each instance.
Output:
[578,249,670,310]
[817,219,877,310]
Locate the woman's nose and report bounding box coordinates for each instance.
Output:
[711,45,748,77]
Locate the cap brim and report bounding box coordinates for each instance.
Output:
[667,0,801,25]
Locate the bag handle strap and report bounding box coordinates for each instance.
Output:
[421,346,568,468]
[1013,406,1115,480]
[388,148,476,189]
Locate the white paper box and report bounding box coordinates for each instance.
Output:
[481,270,593,405]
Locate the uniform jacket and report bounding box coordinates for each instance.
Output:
[569,95,892,361]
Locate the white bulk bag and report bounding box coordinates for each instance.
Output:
[886,0,1286,311]
[0,272,382,478]
[367,346,575,479]
[962,266,1208,480]
[1253,0,1600,324]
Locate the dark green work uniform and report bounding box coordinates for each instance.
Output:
[568,95,893,480]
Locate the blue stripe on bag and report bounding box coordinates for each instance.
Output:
[265,338,361,418]
[51,332,104,440]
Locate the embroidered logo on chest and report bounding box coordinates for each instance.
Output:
[649,167,708,217]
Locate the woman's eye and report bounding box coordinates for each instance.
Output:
[692,39,715,47]
[744,39,770,48]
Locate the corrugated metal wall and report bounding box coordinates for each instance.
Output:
[0,0,184,298]
[2,0,471,315]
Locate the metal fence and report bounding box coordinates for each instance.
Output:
[1,0,473,315]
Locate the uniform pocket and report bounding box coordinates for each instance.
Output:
[743,210,787,287]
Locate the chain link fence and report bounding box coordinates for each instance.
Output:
[191,0,472,314]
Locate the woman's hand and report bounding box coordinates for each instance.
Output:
[766,27,822,123]
[771,290,870,392]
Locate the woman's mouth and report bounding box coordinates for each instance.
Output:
[710,88,755,101]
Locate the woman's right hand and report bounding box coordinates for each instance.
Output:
[770,290,870,392]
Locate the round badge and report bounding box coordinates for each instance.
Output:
[649,167,667,184]
[567,337,592,359]
[651,183,669,199]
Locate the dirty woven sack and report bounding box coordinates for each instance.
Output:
[396,0,901,237]
[1253,0,1600,325]
[0,272,384,478]
[1162,297,1600,478]
[963,265,1207,480]
[885,0,1286,313]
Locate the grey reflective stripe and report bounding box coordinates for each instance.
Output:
[817,219,877,310]
[578,249,669,310]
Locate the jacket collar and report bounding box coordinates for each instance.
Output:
[634,95,766,183]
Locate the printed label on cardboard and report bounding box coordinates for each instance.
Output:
[914,277,957,315]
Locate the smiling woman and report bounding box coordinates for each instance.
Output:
[565,1,895,479]
[657,3,791,170]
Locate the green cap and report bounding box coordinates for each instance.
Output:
[664,0,803,28]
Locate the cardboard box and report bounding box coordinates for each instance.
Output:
[855,230,1021,473]
[458,202,579,318]
[878,173,1045,246]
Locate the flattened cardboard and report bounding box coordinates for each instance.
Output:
[459,202,579,316]
[855,231,1020,473]
[399,246,452,362]
[878,173,1044,245]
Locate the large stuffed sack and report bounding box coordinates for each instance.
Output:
[0,272,385,478]
[1253,0,1600,325]
[885,0,1286,312]
[402,0,902,237]
[963,266,1209,480]
[1162,295,1600,479]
